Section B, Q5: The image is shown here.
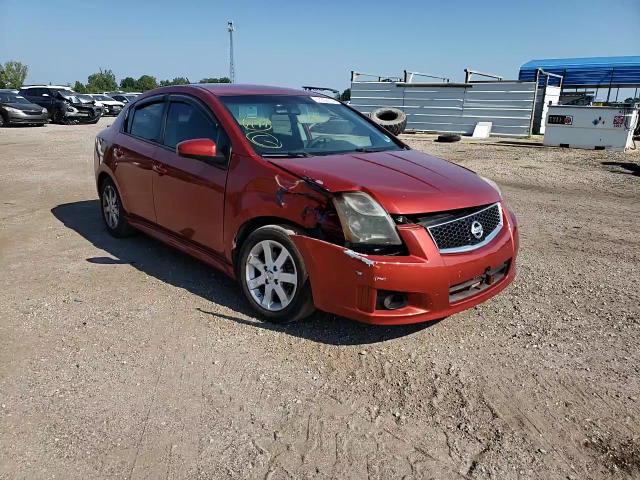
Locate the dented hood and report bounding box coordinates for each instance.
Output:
[270,149,500,214]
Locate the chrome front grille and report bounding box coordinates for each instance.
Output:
[424,203,503,253]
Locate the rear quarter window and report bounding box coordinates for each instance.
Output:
[129,102,165,142]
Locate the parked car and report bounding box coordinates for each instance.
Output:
[94,84,519,324]
[89,94,124,116]
[20,86,103,124]
[0,89,48,126]
[108,93,139,104]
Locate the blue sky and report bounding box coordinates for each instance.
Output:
[1,0,638,90]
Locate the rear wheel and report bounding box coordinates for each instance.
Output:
[99,178,135,237]
[238,225,315,323]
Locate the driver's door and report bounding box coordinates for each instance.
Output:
[152,95,230,254]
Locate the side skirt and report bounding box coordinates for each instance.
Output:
[127,215,236,279]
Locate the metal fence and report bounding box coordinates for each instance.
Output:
[350,72,560,137]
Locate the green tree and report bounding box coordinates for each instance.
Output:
[120,76,137,91]
[136,75,158,91]
[340,88,351,101]
[160,77,190,86]
[1,60,29,89]
[73,81,87,93]
[198,77,231,84]
[86,68,118,93]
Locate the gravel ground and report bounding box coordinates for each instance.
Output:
[1,119,639,480]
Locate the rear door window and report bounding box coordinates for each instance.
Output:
[129,101,165,142]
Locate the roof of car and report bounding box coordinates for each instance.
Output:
[21,85,72,90]
[193,83,313,96]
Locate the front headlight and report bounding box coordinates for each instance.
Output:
[67,106,77,112]
[333,192,401,245]
[41,108,47,114]
[480,175,502,197]
[5,106,20,114]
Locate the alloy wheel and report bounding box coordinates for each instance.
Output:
[102,185,119,229]
[245,240,298,311]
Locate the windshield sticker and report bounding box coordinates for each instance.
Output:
[310,96,340,104]
[240,117,282,149]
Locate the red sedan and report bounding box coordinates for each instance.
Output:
[94,84,518,324]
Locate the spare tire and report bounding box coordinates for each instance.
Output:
[436,134,461,143]
[369,108,407,136]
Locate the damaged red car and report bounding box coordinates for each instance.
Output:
[94,84,518,325]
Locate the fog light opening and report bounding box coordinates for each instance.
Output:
[382,293,407,310]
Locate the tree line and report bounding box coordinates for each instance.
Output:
[0,60,230,92]
[73,69,231,93]
[1,60,352,100]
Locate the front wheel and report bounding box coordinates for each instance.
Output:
[0,113,8,127]
[53,109,68,125]
[238,225,315,323]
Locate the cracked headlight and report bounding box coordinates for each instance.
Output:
[333,192,401,245]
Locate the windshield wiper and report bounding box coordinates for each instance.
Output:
[261,151,313,158]
[354,147,393,153]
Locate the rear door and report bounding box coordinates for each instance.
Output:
[112,96,166,222]
[152,94,230,253]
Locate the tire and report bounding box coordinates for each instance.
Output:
[369,107,407,136]
[238,225,315,323]
[53,109,67,125]
[0,112,8,127]
[436,134,461,143]
[99,178,135,238]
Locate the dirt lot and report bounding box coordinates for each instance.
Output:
[1,118,639,480]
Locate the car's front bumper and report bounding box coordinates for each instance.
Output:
[7,111,48,124]
[293,206,519,325]
[65,109,103,123]
[103,106,122,116]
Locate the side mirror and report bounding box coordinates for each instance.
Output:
[176,138,226,166]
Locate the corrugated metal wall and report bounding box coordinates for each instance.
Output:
[350,80,542,137]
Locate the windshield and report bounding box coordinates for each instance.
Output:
[77,95,94,102]
[220,95,401,157]
[0,93,31,104]
[93,95,113,101]
[56,90,82,103]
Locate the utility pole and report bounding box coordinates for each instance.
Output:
[227,21,235,83]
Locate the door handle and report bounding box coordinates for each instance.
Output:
[153,163,168,175]
[113,147,124,159]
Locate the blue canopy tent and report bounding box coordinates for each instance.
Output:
[519,56,640,102]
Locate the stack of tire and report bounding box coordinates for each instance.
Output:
[369,107,407,136]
